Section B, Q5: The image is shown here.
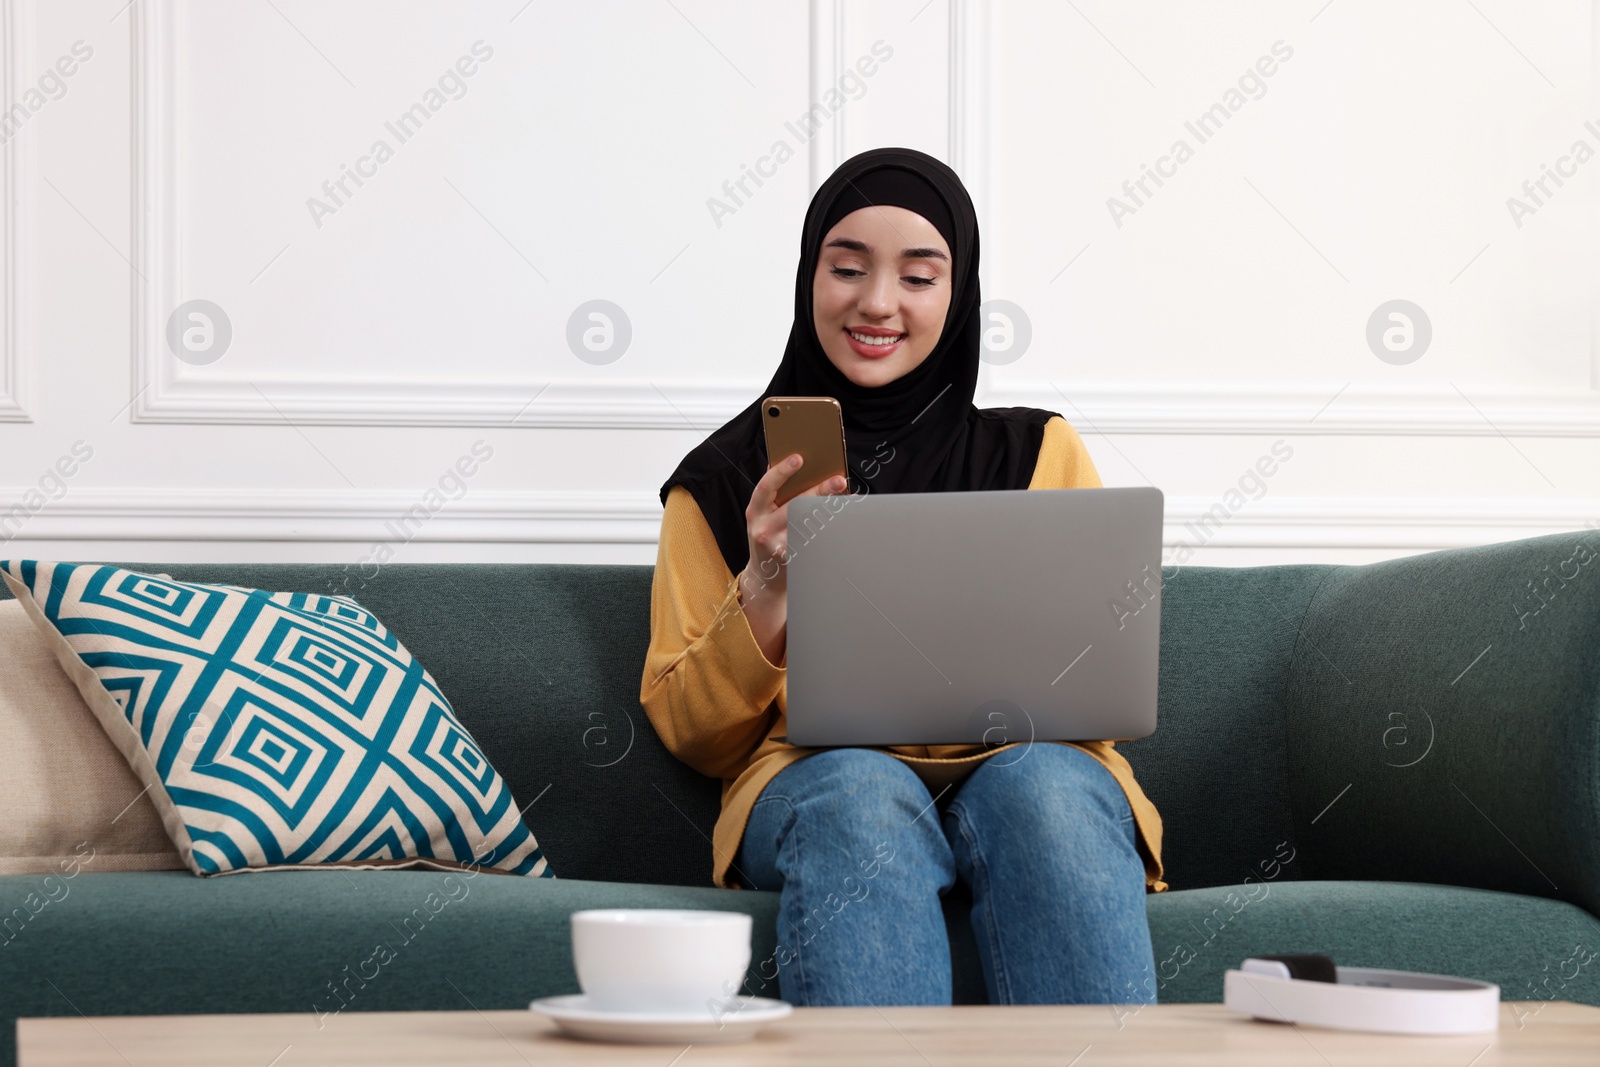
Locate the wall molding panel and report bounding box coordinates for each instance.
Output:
[947,0,988,238]
[0,488,660,546]
[980,380,1600,438]
[964,2,1600,440]
[115,372,1600,435]
[129,0,861,430]
[126,0,1600,437]
[0,0,33,424]
[129,0,178,429]
[807,0,847,193]
[2,487,1594,552]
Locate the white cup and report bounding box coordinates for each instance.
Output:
[571,909,752,1014]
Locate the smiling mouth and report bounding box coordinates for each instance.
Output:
[846,328,906,347]
[842,328,906,360]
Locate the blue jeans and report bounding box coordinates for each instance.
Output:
[732,744,1157,1006]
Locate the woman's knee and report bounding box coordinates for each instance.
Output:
[949,743,1134,848]
[752,748,953,884]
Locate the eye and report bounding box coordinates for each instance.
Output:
[904,276,936,287]
[829,266,864,279]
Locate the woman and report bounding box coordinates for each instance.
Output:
[641,146,1165,1008]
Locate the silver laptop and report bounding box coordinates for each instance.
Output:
[784,486,1162,747]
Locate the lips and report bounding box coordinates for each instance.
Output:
[843,327,906,359]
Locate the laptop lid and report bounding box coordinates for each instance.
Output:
[785,486,1163,748]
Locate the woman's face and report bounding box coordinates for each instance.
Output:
[811,205,952,388]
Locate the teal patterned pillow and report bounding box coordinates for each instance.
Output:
[1,561,552,878]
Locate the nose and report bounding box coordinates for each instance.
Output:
[858,269,897,320]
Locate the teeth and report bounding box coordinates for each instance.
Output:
[849,330,903,346]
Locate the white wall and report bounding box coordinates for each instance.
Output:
[1,0,1597,572]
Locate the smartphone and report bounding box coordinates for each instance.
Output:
[761,396,848,507]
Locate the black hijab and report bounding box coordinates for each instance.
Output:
[659,146,1061,577]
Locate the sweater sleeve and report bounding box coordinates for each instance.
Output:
[639,484,785,780]
[1028,414,1103,491]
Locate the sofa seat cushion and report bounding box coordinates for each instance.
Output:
[0,869,783,1066]
[1,873,1596,1065]
[3,873,1593,1027]
[1145,879,1600,1008]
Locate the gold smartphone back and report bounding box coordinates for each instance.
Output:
[761,396,848,506]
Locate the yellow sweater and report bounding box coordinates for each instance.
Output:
[640,415,1168,892]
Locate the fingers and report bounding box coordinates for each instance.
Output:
[796,473,849,498]
[746,456,848,587]
[752,453,803,514]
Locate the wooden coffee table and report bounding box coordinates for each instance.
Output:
[18,1001,1600,1065]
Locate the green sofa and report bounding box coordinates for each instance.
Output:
[3,532,1599,1063]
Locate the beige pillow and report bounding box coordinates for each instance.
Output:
[0,598,184,874]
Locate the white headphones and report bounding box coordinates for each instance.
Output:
[1224,955,1501,1034]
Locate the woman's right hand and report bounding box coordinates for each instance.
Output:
[739,453,848,664]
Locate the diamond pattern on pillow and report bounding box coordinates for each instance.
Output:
[1,561,551,878]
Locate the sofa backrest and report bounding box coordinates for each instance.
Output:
[1280,530,1600,917]
[6,535,1595,913]
[1140,529,1600,918]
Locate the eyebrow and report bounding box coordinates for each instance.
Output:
[823,237,949,262]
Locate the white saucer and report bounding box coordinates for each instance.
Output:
[529,994,793,1044]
